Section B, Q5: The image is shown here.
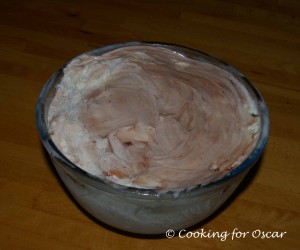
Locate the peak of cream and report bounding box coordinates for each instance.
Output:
[48,46,260,190]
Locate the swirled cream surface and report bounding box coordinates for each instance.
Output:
[48,46,260,189]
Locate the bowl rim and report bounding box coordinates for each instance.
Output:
[36,41,270,199]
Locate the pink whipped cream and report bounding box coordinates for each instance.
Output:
[48,46,260,189]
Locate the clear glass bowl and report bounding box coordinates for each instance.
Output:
[36,42,269,234]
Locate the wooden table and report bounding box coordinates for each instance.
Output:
[0,0,299,249]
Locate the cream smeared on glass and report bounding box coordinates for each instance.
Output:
[48,46,260,189]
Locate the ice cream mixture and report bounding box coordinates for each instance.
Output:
[48,46,260,190]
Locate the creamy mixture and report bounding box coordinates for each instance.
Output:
[48,46,260,189]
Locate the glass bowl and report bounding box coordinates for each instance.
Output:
[36,42,269,234]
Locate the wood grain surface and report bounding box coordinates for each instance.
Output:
[0,0,299,249]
